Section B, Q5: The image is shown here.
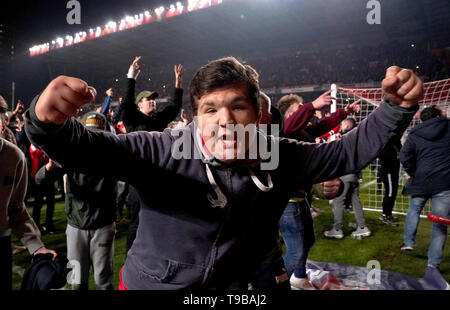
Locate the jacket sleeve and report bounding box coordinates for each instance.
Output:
[279,100,418,190]
[120,78,140,127]
[305,108,347,139]
[399,136,416,176]
[152,88,183,126]
[8,151,44,254]
[35,164,64,185]
[24,95,175,185]
[100,96,112,115]
[283,102,315,136]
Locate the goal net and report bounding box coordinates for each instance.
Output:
[334,78,450,215]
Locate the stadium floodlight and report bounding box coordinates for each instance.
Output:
[188,0,198,11]
[411,44,415,48]
[30,0,227,56]
[416,65,420,69]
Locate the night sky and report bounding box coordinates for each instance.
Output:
[2,0,180,54]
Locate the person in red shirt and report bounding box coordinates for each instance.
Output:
[29,144,56,234]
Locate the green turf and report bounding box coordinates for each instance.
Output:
[11,198,449,290]
[310,199,449,281]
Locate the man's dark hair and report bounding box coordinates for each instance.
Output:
[420,105,441,122]
[189,57,260,115]
[276,94,303,118]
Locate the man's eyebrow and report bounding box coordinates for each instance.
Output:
[201,96,249,107]
[202,101,216,107]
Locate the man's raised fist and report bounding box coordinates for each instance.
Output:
[35,76,96,124]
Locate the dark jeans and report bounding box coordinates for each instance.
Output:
[126,185,140,252]
[279,200,315,278]
[31,179,55,229]
[0,236,12,290]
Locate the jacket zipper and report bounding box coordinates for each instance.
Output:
[201,168,233,287]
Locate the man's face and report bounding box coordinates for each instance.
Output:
[196,84,261,163]
[285,102,300,119]
[138,97,156,115]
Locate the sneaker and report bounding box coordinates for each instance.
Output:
[400,243,414,251]
[379,215,399,226]
[324,228,344,239]
[41,225,56,235]
[290,275,317,290]
[351,226,371,239]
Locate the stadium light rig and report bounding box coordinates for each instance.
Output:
[29,0,227,57]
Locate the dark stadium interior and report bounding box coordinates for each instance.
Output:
[1,0,449,107]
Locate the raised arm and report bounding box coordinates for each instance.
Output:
[282,67,423,189]
[121,57,142,127]
[305,99,360,139]
[100,88,113,116]
[24,75,174,184]
[152,64,184,125]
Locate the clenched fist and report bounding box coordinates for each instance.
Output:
[321,178,342,199]
[382,66,424,108]
[35,76,96,124]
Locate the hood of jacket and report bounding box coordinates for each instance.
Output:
[410,117,449,141]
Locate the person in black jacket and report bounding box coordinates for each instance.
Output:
[377,137,402,226]
[122,57,184,251]
[400,106,450,271]
[36,112,118,290]
[24,60,423,290]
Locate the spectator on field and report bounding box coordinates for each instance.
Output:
[399,106,450,272]
[0,102,56,290]
[324,118,371,240]
[35,112,118,290]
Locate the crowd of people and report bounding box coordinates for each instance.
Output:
[1,51,448,291]
[90,41,450,102]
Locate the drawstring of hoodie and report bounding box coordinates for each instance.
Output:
[205,164,274,208]
[196,126,273,208]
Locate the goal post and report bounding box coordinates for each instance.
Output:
[330,78,450,215]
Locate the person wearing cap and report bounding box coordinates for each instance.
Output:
[122,57,184,251]
[0,97,57,290]
[121,56,184,133]
[35,111,117,290]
